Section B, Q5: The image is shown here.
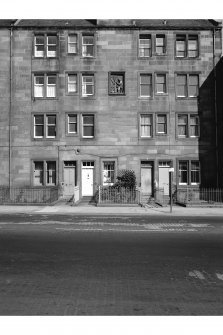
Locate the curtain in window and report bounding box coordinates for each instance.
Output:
[103,162,115,185]
[188,75,199,97]
[188,36,198,57]
[34,76,44,97]
[156,74,166,93]
[47,36,57,57]
[68,74,77,93]
[46,162,56,185]
[178,115,187,136]
[176,75,187,97]
[191,161,200,184]
[140,74,152,96]
[47,76,56,97]
[139,35,151,57]
[190,115,199,137]
[141,115,152,137]
[68,35,77,53]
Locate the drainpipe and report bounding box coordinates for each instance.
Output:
[9,25,13,191]
[213,28,219,188]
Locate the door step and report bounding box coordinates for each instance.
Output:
[78,196,96,206]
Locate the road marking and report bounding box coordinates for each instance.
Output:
[189,270,205,280]
[216,273,223,281]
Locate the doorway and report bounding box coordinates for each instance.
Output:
[63,161,76,196]
[158,161,170,195]
[82,161,94,196]
[141,161,153,195]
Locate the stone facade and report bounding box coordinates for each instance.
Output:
[0,20,222,200]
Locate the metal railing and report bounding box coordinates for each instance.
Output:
[176,187,223,205]
[97,186,141,205]
[0,186,59,204]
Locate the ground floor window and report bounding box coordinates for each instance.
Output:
[33,160,56,186]
[103,161,115,186]
[178,160,200,185]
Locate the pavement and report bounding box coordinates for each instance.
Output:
[0,202,223,216]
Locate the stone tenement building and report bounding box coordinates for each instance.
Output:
[0,19,222,201]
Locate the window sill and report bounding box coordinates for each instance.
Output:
[33,137,58,141]
[66,92,79,96]
[175,56,200,60]
[32,56,58,60]
[138,96,153,100]
[66,133,79,137]
[33,97,58,101]
[176,97,198,100]
[80,96,96,100]
[155,93,168,96]
[109,93,126,96]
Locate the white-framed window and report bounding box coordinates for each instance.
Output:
[82,114,94,138]
[81,74,94,97]
[103,161,115,186]
[34,115,44,138]
[33,160,56,186]
[46,75,57,97]
[33,114,57,139]
[34,34,57,58]
[34,74,57,99]
[178,160,200,185]
[139,74,152,97]
[68,34,78,54]
[157,114,167,134]
[139,34,152,57]
[140,114,152,138]
[34,75,44,98]
[67,74,78,94]
[176,74,199,98]
[191,161,200,185]
[68,114,77,134]
[155,34,166,54]
[155,74,167,94]
[179,161,189,185]
[82,35,94,57]
[47,36,57,57]
[176,34,199,58]
[34,35,44,57]
[177,114,199,138]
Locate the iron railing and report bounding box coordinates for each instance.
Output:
[97,186,141,205]
[176,187,223,205]
[0,186,59,204]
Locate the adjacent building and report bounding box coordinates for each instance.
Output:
[0,19,222,202]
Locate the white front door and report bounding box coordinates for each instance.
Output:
[158,162,170,195]
[82,162,94,196]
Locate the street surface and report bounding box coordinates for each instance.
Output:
[0,214,223,315]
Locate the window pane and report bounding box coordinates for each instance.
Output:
[47,36,57,44]
[157,115,167,134]
[83,126,94,137]
[190,115,199,137]
[82,36,94,56]
[103,161,115,185]
[83,115,94,124]
[35,36,44,57]
[46,161,56,185]
[35,76,44,85]
[140,115,152,137]
[188,36,198,57]
[68,35,77,53]
[47,76,56,85]
[156,74,166,93]
[35,115,44,124]
[176,35,186,57]
[188,75,199,97]
[178,115,187,136]
[156,35,165,54]
[34,76,44,97]
[68,74,77,93]
[68,115,77,133]
[82,75,94,96]
[191,161,200,184]
[34,161,44,186]
[176,75,187,97]
[139,34,151,57]
[179,161,188,184]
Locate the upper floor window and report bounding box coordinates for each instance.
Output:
[140,114,152,138]
[176,34,199,58]
[109,72,125,95]
[34,114,57,139]
[177,114,199,138]
[67,74,78,94]
[34,74,57,99]
[81,74,95,97]
[139,34,152,57]
[155,73,167,94]
[82,35,94,57]
[82,114,95,138]
[34,34,57,58]
[68,34,78,54]
[155,34,166,55]
[156,114,167,135]
[67,114,78,134]
[176,74,199,98]
[139,74,152,97]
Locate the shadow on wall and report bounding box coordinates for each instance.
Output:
[198,57,223,187]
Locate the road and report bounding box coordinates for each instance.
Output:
[0,214,223,315]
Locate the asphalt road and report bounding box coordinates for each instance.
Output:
[0,214,223,315]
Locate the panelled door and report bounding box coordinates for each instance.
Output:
[158,162,170,195]
[82,161,94,196]
[63,161,76,196]
[141,161,153,195]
